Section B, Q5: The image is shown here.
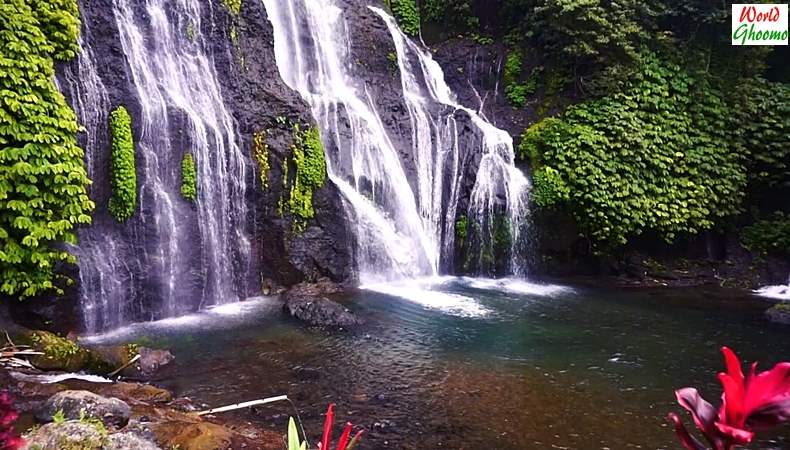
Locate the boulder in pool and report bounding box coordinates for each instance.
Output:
[283,282,361,329]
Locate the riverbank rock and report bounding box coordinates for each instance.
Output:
[283,281,362,328]
[37,390,131,428]
[19,331,114,373]
[766,303,790,324]
[87,345,174,378]
[22,420,162,450]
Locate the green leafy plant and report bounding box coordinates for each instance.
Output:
[283,125,326,233]
[52,409,66,425]
[521,52,746,248]
[531,166,570,208]
[252,130,270,190]
[455,216,468,243]
[386,0,420,36]
[108,106,137,222]
[180,153,197,201]
[287,417,306,450]
[0,0,94,298]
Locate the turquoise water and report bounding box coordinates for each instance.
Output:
[90,278,790,449]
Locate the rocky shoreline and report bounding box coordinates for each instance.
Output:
[2,368,284,450]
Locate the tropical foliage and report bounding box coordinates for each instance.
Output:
[0,0,94,298]
[416,0,787,250]
[741,212,790,257]
[521,52,746,247]
[280,125,326,233]
[669,347,790,450]
[386,0,420,36]
[108,106,136,222]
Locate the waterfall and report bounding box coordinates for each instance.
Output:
[372,7,531,276]
[262,0,531,282]
[62,0,251,332]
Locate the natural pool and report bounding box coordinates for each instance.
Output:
[85,278,790,449]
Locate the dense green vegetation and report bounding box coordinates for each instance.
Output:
[108,106,137,222]
[521,52,746,246]
[180,153,197,202]
[386,0,420,36]
[423,0,789,251]
[0,0,94,298]
[280,125,327,233]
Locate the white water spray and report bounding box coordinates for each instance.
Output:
[262,0,531,282]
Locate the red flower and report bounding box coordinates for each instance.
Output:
[669,347,790,450]
[316,404,364,450]
[0,391,24,450]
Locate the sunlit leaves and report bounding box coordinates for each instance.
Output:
[0,0,93,298]
[522,52,746,248]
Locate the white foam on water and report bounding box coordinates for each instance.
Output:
[361,277,491,318]
[460,277,573,297]
[81,296,280,344]
[754,284,790,301]
[11,372,113,384]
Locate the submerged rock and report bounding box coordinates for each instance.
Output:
[37,390,131,428]
[766,303,790,324]
[283,282,362,328]
[135,347,175,376]
[152,421,233,450]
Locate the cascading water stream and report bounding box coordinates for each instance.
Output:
[262,0,531,282]
[262,0,437,282]
[61,0,252,332]
[372,7,532,276]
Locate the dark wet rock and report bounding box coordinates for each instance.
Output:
[287,279,346,297]
[766,303,790,324]
[37,390,131,428]
[293,365,321,380]
[283,283,362,328]
[134,347,175,376]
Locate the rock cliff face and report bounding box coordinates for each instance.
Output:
[39,0,359,331]
[205,0,355,286]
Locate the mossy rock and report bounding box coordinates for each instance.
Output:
[19,331,114,373]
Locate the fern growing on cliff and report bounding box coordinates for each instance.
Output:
[108,106,137,222]
[0,0,94,298]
